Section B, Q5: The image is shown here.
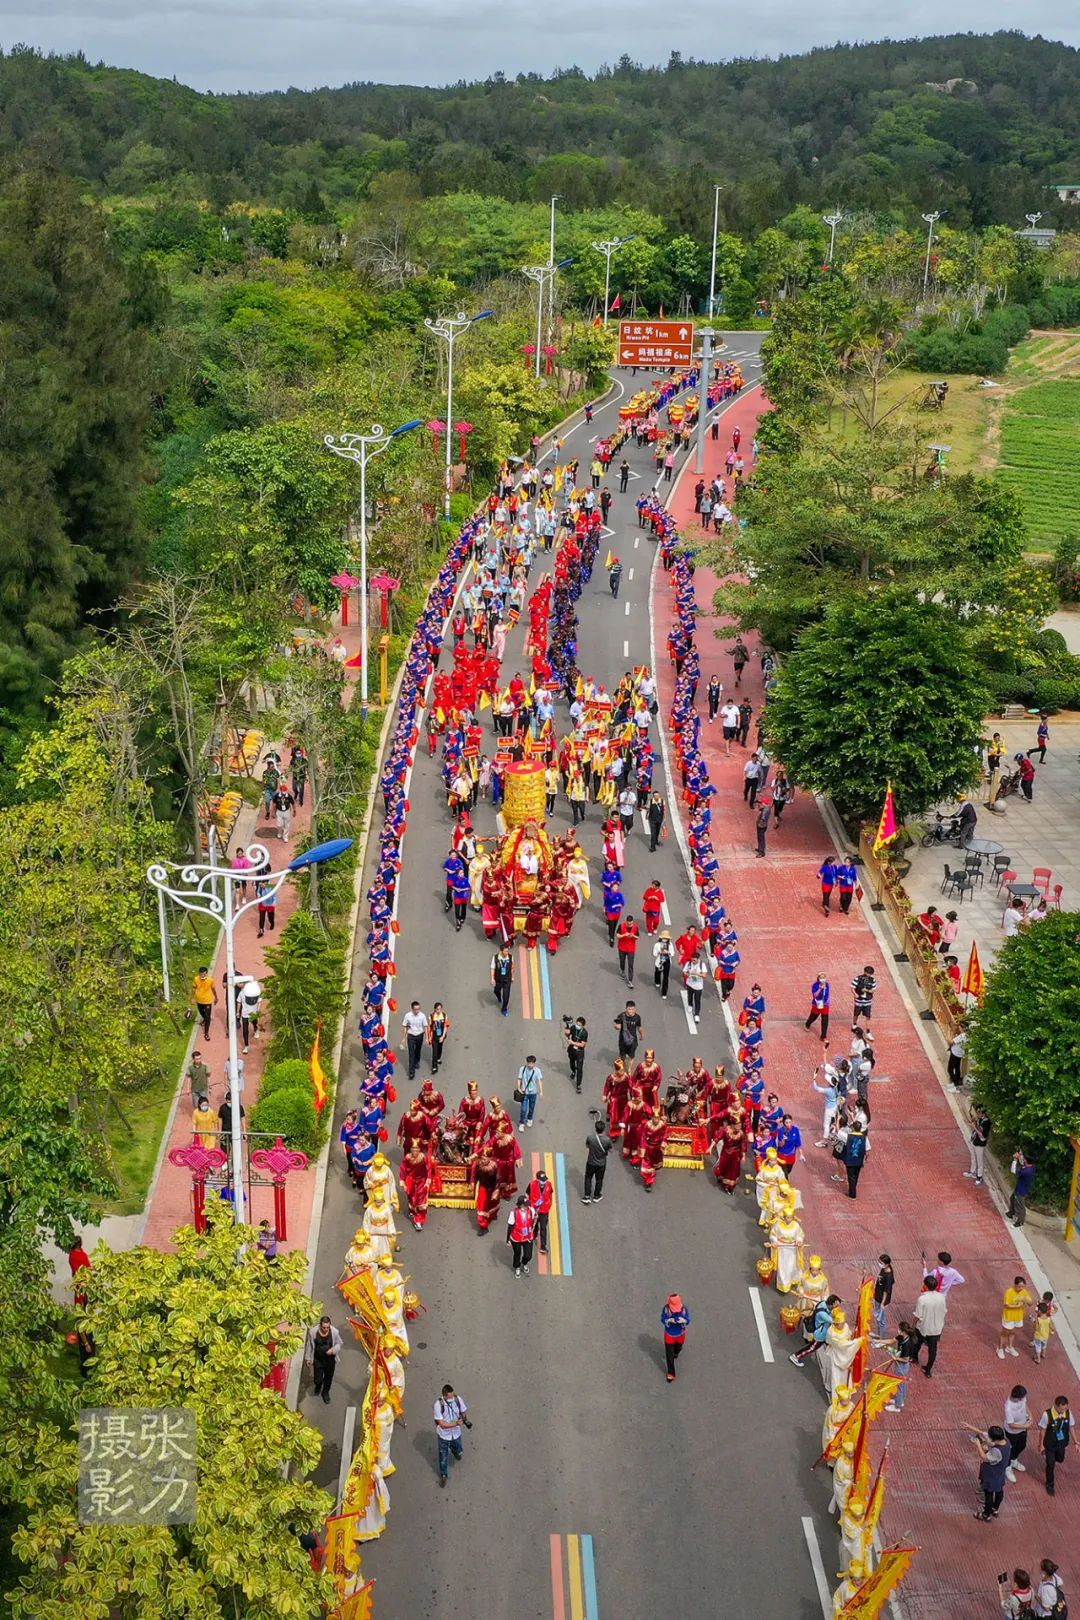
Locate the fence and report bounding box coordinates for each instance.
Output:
[858,825,965,1044]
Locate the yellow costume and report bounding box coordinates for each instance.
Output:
[365,1154,400,1212]
[832,1557,867,1616]
[468,845,491,909]
[380,1283,409,1355]
[567,852,591,905]
[840,1496,869,1568]
[768,1204,805,1294]
[823,1309,864,1399]
[363,1187,399,1260]
[344,1228,377,1277]
[823,1382,857,1457]
[829,1437,856,1516]
[755,1147,787,1227]
[796,1254,830,1310]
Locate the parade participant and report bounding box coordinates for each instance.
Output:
[474,1150,500,1233]
[675,923,704,968]
[837,858,858,914]
[468,840,491,909]
[506,1195,536,1277]
[632,1050,663,1111]
[526,1168,554,1255]
[717,935,740,1001]
[741,983,766,1025]
[426,1002,451,1076]
[774,1114,804,1176]
[416,1078,446,1131]
[755,1145,788,1226]
[829,1436,858,1518]
[832,1558,868,1616]
[362,1185,399,1260]
[340,1110,364,1181]
[714,1113,746,1193]
[796,1255,830,1314]
[839,1496,869,1568]
[622,1086,648,1164]
[567,846,590,904]
[640,1105,667,1191]
[604,1059,632,1139]
[400,1144,432,1230]
[458,1081,487,1152]
[805,973,831,1041]
[397,1096,432,1155]
[642,879,666,936]
[768,1190,805,1293]
[615,913,640,987]
[364,1152,399,1211]
[822,1312,864,1399]
[823,1381,857,1455]
[653,929,673,998]
[343,1228,376,1278]
[492,1123,523,1199]
[661,1293,691,1382]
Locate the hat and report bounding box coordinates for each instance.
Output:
[660,928,671,939]
[666,1293,683,1310]
[537,1170,548,1182]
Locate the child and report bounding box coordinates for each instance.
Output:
[1033,1299,1054,1362]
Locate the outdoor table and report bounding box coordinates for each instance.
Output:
[963,838,1003,858]
[1006,883,1039,901]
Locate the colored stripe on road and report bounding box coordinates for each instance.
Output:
[581,1535,599,1620]
[554,1150,573,1276]
[539,939,553,1019]
[517,943,552,1019]
[532,1151,571,1276]
[551,1534,598,1620]
[568,1535,585,1620]
[518,945,531,1019]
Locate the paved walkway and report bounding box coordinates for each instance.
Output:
[140,625,361,1251]
[655,384,1080,1619]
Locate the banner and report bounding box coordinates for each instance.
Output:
[872,782,897,854]
[819,1394,865,1467]
[865,1369,905,1421]
[310,1022,328,1112]
[333,1581,375,1620]
[839,1544,918,1617]
[961,940,985,1000]
[865,1446,889,1540]
[324,1512,361,1588]
[851,1276,875,1387]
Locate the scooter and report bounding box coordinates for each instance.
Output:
[919,812,965,849]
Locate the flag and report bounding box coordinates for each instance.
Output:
[864,1446,889,1540]
[851,1275,875,1387]
[872,782,897,854]
[324,1512,362,1588]
[310,1021,328,1113]
[961,940,985,1000]
[478,690,491,710]
[818,1393,866,1467]
[333,1586,375,1620]
[610,292,622,312]
[838,1544,918,1617]
[604,549,614,569]
[865,1368,905,1420]
[851,1402,871,1499]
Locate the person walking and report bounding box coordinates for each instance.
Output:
[583,1116,613,1204]
[1003,1384,1031,1482]
[720,699,740,757]
[1027,712,1050,764]
[516,1056,542,1131]
[706,675,722,723]
[872,1255,894,1337]
[661,1293,690,1382]
[1008,1150,1036,1227]
[608,558,622,599]
[998,1277,1034,1359]
[401,1000,427,1081]
[851,966,876,1024]
[642,880,666,937]
[434,1384,471,1487]
[613,1000,643,1062]
[804,974,831,1041]
[972,1424,1010,1521]
[839,1121,868,1199]
[1033,1561,1067,1617]
[836,858,858,915]
[527,1168,553,1253]
[256,881,277,937]
[754,796,772,858]
[913,1273,948,1377]
[728,639,749,688]
[191,966,218,1040]
[274,783,295,842]
[305,1316,343,1404]
[616,915,640,987]
[566,1015,588,1093]
[619,459,630,493]
[1038,1396,1073,1495]
[737,698,753,748]
[743,751,762,804]
[653,930,673,999]
[818,858,837,915]
[506,1195,536,1276]
[966,1104,991,1185]
[491,946,514,1016]
[427,1002,450,1074]
[684,953,707,1021]
[646,792,665,852]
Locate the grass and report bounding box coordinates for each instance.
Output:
[826,366,998,473]
[997,377,1080,548]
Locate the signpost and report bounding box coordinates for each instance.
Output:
[617,319,695,367]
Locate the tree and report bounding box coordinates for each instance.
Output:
[764,591,987,822]
[5,1204,334,1620]
[968,913,1080,1205]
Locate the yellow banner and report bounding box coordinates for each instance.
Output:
[865,1448,889,1541]
[851,1276,875,1387]
[332,1582,375,1620]
[324,1512,361,1590]
[865,1369,905,1421]
[839,1545,918,1617]
[821,1395,865,1466]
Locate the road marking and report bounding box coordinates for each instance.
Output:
[748,1286,775,1363]
[626,468,642,481]
[554,1149,573,1276]
[661,899,671,926]
[624,601,630,617]
[588,434,598,444]
[627,567,634,581]
[801,1517,832,1620]
[623,640,629,658]
[550,1535,567,1620]
[678,987,698,1035]
[568,1534,586,1620]
[581,1534,599,1620]
[633,535,640,548]
[518,944,531,1019]
[336,1406,357,1508]
[539,939,553,1020]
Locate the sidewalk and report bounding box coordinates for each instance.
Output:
[655,384,1080,1618]
[140,619,362,1253]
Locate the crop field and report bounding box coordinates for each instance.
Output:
[997,378,1080,547]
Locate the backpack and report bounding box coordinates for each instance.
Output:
[845,1132,867,1167]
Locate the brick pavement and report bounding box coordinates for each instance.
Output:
[654,383,1080,1617]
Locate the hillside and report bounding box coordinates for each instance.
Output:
[2,32,1079,232]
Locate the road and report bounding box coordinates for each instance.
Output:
[304,334,839,1619]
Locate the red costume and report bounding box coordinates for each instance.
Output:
[459,1088,487,1151]
[483,1104,512,1146]
[474,1154,501,1231]
[417,1082,445,1128]
[400,1147,432,1228]
[632,1058,662,1111]
[492,1129,523,1198]
[642,884,665,935]
[603,1065,631,1137]
[640,1114,667,1189]
[622,1092,647,1163]
[397,1105,431,1152]
[676,927,704,968]
[715,1123,746,1192]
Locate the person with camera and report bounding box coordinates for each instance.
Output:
[433,1384,472,1488]
[564,1015,588,1093]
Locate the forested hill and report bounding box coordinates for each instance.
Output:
[2,32,1079,232]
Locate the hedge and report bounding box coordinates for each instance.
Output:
[249,1085,323,1157]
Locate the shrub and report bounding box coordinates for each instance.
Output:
[259,1057,329,1099]
[982,304,1030,347]
[263,909,348,1062]
[249,1085,322,1156]
[1029,675,1079,712]
[906,329,1008,375]
[969,912,1080,1205]
[982,669,1035,708]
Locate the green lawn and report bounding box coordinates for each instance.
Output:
[998,378,1080,548]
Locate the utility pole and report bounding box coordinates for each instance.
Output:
[707,184,723,316]
[921,210,943,296]
[695,328,717,475]
[822,206,845,266]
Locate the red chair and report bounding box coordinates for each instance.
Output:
[1032,867,1052,894]
[1051,883,1064,910]
[996,869,1017,893]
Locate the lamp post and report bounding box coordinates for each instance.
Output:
[423,311,493,520]
[148,837,352,1227]
[324,420,423,714]
[707,184,724,316]
[548,193,561,340]
[522,262,573,376]
[921,210,944,296]
[591,235,637,326]
[823,206,845,267]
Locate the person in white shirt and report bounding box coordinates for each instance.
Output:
[1002,897,1026,938]
[433,1384,471,1487]
[1002,1384,1030,1483]
[401,1001,428,1080]
[720,701,740,756]
[1033,1559,1066,1618]
[684,954,707,1022]
[913,1274,948,1377]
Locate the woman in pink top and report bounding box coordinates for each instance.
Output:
[231,847,254,898]
[937,909,959,956]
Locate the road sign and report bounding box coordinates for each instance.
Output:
[617,319,695,367]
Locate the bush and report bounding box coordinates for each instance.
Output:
[906,329,1008,375]
[263,910,348,1062]
[259,1057,328,1099]
[969,912,1080,1205]
[249,1085,322,1156]
[1029,675,1079,712]
[982,304,1030,347]
[982,669,1036,708]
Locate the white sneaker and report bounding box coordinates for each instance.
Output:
[884,1403,900,1412]
[1014,1461,1026,1472]
[963,1171,976,1178]
[1008,1346,1019,1357]
[518,1124,526,1132]
[514,1268,521,1277]
[997,1347,1006,1358]
[523,1265,530,1275]
[526,1120,533,1127]
[1006,1466,1017,1483]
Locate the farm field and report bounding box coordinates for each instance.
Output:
[997,377,1080,547]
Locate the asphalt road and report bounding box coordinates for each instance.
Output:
[305,335,839,1619]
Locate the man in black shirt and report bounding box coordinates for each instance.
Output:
[852,966,876,1023]
[566,1016,588,1093]
[583,1117,613,1204]
[614,1001,643,1062]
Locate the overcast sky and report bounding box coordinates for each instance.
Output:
[1,1,1076,92]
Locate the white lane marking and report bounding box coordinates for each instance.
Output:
[628,567,634,581]
[633,535,640,549]
[623,639,629,658]
[678,987,698,1035]
[588,434,598,443]
[337,1406,357,1508]
[626,468,642,481]
[624,601,630,617]
[801,1517,832,1620]
[661,898,671,926]
[748,1286,775,1363]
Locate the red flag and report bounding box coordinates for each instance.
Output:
[961,940,985,1000]
[609,292,622,312]
[873,782,897,854]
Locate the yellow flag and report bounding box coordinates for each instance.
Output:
[864,1447,889,1541]
[310,1022,328,1113]
[865,1368,905,1421]
[604,549,614,569]
[478,690,492,710]
[838,1544,918,1617]
[324,1512,362,1588]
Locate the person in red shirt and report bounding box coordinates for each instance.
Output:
[527,1169,554,1255]
[68,1238,91,1306]
[642,881,666,936]
[616,913,640,987]
[401,1145,432,1230]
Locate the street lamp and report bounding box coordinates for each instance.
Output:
[148,837,353,1226]
[822,206,845,267]
[707,184,724,317]
[591,235,637,326]
[422,311,493,520]
[921,210,944,295]
[324,419,423,712]
[522,261,573,377]
[547,193,561,339]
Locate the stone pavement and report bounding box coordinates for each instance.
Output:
[655,382,1080,1619]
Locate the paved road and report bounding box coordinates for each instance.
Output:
[305,336,838,1619]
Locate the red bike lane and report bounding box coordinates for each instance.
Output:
[653,383,1078,1617]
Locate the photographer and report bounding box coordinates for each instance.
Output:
[564,1015,588,1094]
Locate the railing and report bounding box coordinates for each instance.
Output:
[858,825,966,1043]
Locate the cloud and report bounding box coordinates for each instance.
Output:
[0,0,1076,91]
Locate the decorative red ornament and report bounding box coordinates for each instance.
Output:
[452,420,474,461]
[168,1138,229,1232]
[250,1136,309,1244]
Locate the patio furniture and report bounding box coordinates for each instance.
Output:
[963,855,985,888]
[991,855,1012,887]
[1032,867,1053,895]
[942,865,975,901]
[1051,883,1064,910]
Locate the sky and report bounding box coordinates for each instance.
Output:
[0,0,1077,92]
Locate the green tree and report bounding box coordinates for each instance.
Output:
[5,1204,333,1620]
[764,591,987,821]
[968,913,1080,1204]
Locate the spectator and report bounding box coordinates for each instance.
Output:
[966,1105,991,1184]
[660,1293,691,1382]
[1003,1384,1030,1482]
[972,1423,1009,1521]
[305,1316,342,1404]
[1008,1150,1036,1227]
[583,1115,613,1204]
[872,1255,894,1336]
[998,1277,1034,1359]
[913,1273,948,1377]
[1038,1396,1072,1495]
[947,1027,967,1089]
